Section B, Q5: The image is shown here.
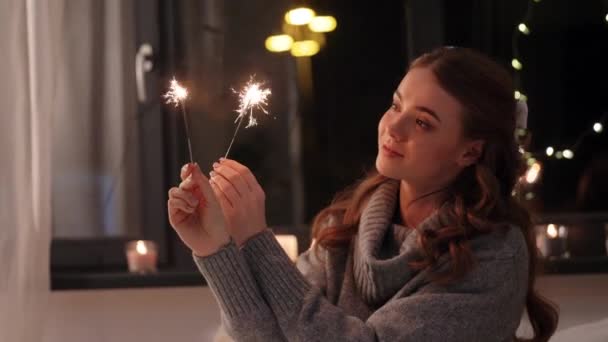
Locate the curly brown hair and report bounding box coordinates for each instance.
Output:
[312,47,558,342]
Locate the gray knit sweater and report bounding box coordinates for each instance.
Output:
[194,179,529,341]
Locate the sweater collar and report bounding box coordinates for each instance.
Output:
[353,178,451,306]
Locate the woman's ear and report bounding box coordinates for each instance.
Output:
[457,140,484,167]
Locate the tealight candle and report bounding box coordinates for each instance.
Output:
[536,224,568,259]
[125,240,158,274]
[275,234,298,262]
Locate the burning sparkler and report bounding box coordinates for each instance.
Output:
[224,76,272,158]
[164,77,194,163]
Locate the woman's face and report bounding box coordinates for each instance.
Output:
[376,67,482,188]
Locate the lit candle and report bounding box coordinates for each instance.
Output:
[275,234,298,262]
[125,240,158,274]
[536,224,568,259]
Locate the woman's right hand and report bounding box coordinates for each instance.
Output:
[167,163,230,257]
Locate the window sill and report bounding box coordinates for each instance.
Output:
[51,270,206,291]
[542,256,608,274]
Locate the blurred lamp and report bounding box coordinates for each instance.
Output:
[265,34,294,52]
[291,40,320,57]
[285,7,316,25]
[309,16,337,32]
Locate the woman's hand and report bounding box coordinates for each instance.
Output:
[167,163,230,257]
[209,158,268,247]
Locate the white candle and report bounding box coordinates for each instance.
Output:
[536,224,568,258]
[126,240,158,273]
[275,234,298,262]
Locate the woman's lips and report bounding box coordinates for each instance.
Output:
[382,145,404,158]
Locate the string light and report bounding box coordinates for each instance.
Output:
[511,58,523,70]
[593,122,603,133]
[518,23,530,35]
[514,90,528,101]
[512,1,606,166]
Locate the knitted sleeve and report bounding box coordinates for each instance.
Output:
[239,230,527,342]
[193,241,286,342]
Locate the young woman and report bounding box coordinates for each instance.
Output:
[168,47,559,341]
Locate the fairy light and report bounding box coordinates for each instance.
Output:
[511,58,523,70]
[512,2,606,164]
[593,122,603,133]
[525,162,542,184]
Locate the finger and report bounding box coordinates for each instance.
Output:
[219,158,259,192]
[190,164,219,208]
[179,175,195,191]
[212,162,250,195]
[168,187,199,208]
[209,171,240,206]
[168,198,195,214]
[180,163,195,181]
[209,178,234,211]
[168,205,188,225]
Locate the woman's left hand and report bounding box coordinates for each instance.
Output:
[209,158,268,246]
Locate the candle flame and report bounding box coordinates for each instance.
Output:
[136,240,148,255]
[164,77,188,107]
[234,77,272,128]
[546,224,558,239]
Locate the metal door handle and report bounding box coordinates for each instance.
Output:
[135,43,153,103]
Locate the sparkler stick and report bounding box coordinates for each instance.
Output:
[224,77,272,158]
[164,78,194,163]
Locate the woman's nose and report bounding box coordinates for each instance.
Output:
[387,117,408,142]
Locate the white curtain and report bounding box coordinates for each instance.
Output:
[53,0,140,239]
[0,0,64,340]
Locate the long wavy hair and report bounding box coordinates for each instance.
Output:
[312,47,558,341]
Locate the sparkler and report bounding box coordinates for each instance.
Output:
[164,78,194,163]
[224,76,272,158]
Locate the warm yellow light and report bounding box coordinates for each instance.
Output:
[309,16,337,32]
[518,23,530,35]
[605,13,608,22]
[290,40,320,57]
[512,58,523,70]
[514,90,527,101]
[593,122,603,133]
[555,151,563,159]
[285,7,316,25]
[563,149,574,159]
[136,240,148,254]
[265,34,294,52]
[525,162,541,184]
[546,146,554,156]
[546,224,558,238]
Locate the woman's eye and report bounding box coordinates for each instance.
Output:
[416,118,430,129]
